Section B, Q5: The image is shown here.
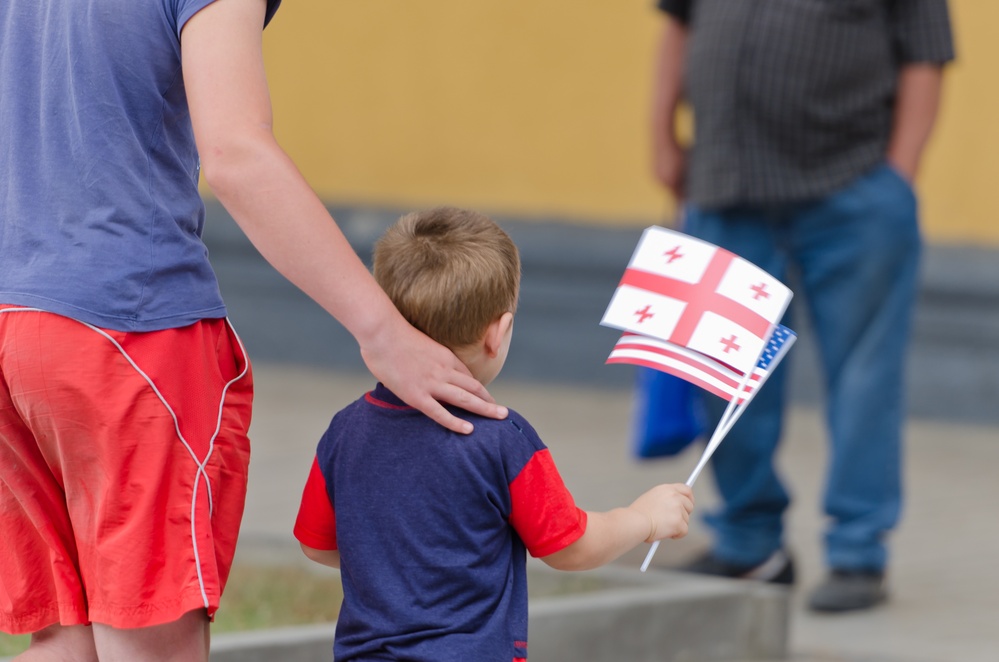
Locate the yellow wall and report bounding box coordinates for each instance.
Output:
[260,0,997,246]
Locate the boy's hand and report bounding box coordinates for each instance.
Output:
[629,483,694,543]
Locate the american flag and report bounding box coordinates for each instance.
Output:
[607,324,796,405]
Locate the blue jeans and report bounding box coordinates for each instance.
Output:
[684,164,920,572]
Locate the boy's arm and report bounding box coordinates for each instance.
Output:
[294,459,341,568]
[301,544,341,569]
[541,483,693,572]
[179,0,506,435]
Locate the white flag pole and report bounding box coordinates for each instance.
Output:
[639,373,753,572]
[685,375,751,485]
[709,332,796,442]
[687,331,797,484]
[639,329,796,573]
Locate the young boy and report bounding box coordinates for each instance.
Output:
[293,207,695,661]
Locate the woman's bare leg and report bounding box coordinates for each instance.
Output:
[92,609,209,662]
[13,623,98,662]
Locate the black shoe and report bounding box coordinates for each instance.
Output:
[808,569,887,612]
[681,549,795,585]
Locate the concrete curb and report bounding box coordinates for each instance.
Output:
[525,566,788,662]
[209,566,788,662]
[1,575,788,662]
[210,623,333,662]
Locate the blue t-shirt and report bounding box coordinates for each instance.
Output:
[294,384,587,661]
[0,0,279,331]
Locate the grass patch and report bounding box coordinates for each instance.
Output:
[213,564,343,633]
[0,633,29,657]
[0,565,342,658]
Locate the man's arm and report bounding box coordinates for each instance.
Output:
[650,14,689,197]
[180,0,506,433]
[886,64,946,182]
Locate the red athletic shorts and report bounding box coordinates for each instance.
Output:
[0,307,253,633]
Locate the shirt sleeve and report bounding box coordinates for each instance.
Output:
[656,0,693,23]
[293,457,338,551]
[264,0,281,26]
[508,449,587,558]
[175,0,282,37]
[889,0,956,64]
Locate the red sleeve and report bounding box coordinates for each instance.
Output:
[508,449,587,558]
[293,457,338,550]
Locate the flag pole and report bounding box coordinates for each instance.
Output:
[710,332,796,442]
[686,329,796,485]
[639,329,796,573]
[638,375,753,572]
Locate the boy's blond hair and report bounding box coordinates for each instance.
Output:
[373,207,521,349]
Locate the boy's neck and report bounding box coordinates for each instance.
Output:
[451,344,493,386]
[445,312,513,388]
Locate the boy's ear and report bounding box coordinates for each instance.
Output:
[483,312,514,358]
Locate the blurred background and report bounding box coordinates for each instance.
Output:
[193,3,999,660]
[204,0,999,424]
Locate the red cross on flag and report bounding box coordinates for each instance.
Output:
[600,226,792,374]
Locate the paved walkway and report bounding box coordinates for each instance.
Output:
[239,363,999,662]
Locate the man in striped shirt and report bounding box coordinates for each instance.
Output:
[650,0,954,612]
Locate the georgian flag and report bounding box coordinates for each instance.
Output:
[600,226,792,374]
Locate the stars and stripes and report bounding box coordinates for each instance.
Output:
[607,324,796,405]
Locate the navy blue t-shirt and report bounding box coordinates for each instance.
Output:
[295,384,586,661]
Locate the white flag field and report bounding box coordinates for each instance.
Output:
[600,226,797,571]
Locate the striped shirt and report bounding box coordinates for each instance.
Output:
[658,0,955,209]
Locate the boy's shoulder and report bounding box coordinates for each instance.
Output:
[320,389,548,482]
[454,404,543,445]
[492,407,542,445]
[327,385,544,446]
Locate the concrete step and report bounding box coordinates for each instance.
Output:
[209,564,789,662]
